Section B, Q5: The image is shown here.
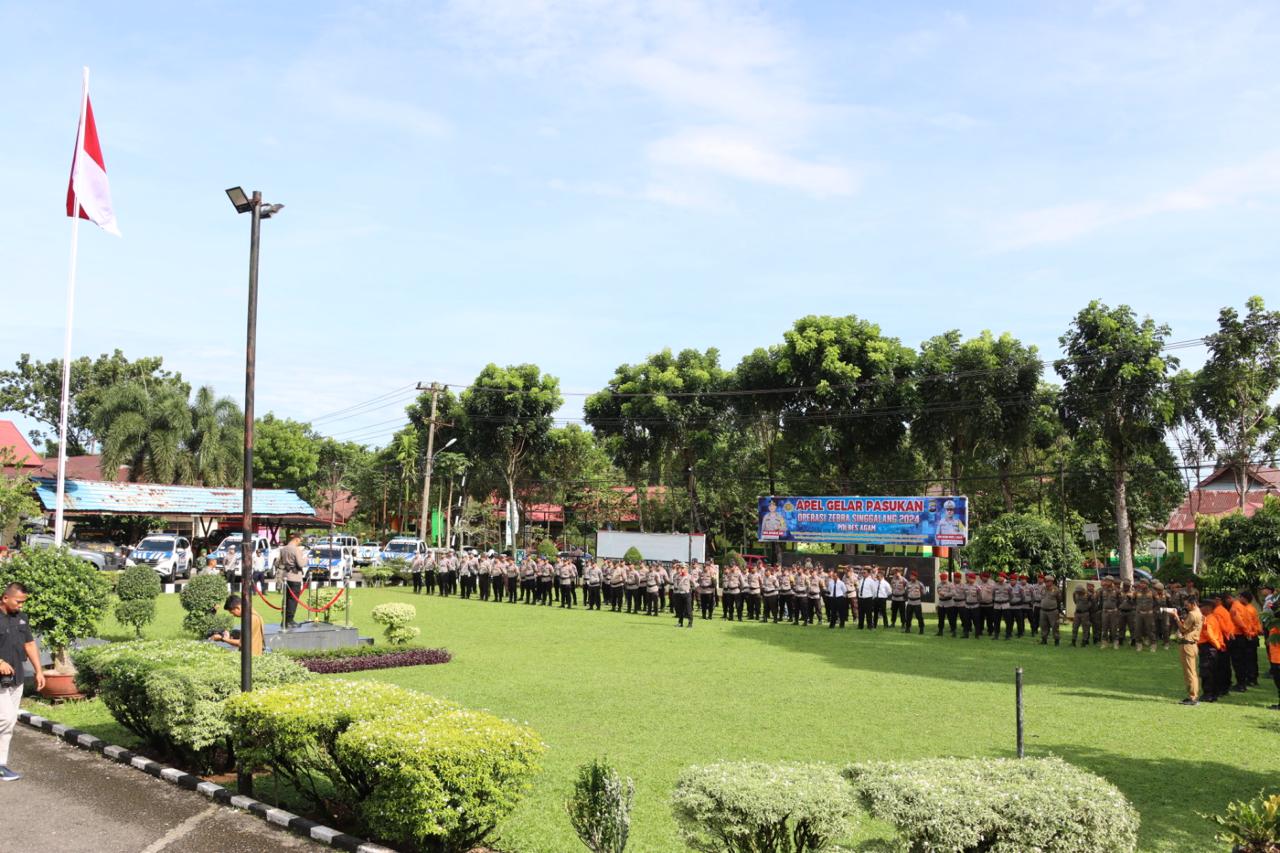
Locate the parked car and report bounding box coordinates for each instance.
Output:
[307,544,354,582]
[355,541,382,566]
[380,537,427,563]
[125,533,193,581]
[211,533,279,580]
[25,534,109,571]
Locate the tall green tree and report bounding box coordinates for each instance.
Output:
[1056,302,1178,580]
[92,379,193,483]
[585,348,727,533]
[776,315,918,492]
[0,350,178,453]
[1194,296,1280,509]
[911,330,1041,509]
[460,364,562,554]
[253,415,321,492]
[732,346,788,495]
[186,386,243,487]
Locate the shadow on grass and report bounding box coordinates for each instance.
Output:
[1041,744,1272,852]
[723,616,1181,699]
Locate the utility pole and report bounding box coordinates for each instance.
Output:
[415,383,454,544]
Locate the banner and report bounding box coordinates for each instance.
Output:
[758,495,969,547]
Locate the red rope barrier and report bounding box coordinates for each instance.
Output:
[285,583,347,613]
[254,585,283,611]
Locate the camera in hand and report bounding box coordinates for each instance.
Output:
[0,672,16,688]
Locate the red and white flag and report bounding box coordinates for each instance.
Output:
[66,75,120,236]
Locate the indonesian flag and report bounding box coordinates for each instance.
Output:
[66,73,120,236]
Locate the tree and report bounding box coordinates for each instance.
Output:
[1056,302,1178,581]
[186,386,243,487]
[1194,296,1280,509]
[114,564,162,637]
[912,330,1041,509]
[0,350,177,453]
[776,315,918,493]
[586,348,727,535]
[92,378,194,483]
[732,346,788,495]
[460,364,562,555]
[0,450,41,542]
[253,414,321,492]
[1198,495,1280,592]
[965,512,1084,578]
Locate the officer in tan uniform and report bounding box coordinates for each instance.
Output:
[1039,574,1061,645]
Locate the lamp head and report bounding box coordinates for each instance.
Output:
[225,187,252,214]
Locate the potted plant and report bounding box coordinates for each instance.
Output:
[0,545,111,699]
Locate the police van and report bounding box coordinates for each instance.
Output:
[126,534,193,581]
[380,537,427,563]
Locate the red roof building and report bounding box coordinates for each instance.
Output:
[0,420,42,470]
[1162,465,1280,568]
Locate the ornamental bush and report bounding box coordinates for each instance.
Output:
[671,761,856,853]
[966,513,1084,579]
[538,538,559,559]
[179,574,231,638]
[845,756,1139,853]
[0,546,111,668]
[370,602,420,644]
[360,561,394,587]
[335,705,545,852]
[567,757,634,853]
[114,564,162,637]
[74,639,312,771]
[225,679,456,812]
[623,546,643,565]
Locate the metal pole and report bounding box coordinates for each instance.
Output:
[1015,667,1025,758]
[237,190,261,797]
[419,384,440,543]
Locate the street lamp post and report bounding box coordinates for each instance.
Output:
[225,186,282,797]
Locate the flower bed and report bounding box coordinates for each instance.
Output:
[283,645,452,673]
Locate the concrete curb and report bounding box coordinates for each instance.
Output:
[17,711,396,853]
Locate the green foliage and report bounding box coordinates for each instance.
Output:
[114,564,162,637]
[92,377,195,484]
[724,550,746,569]
[1200,791,1280,852]
[1153,560,1196,586]
[671,761,856,853]
[0,455,40,539]
[334,704,545,853]
[186,386,243,487]
[381,557,412,585]
[460,363,563,500]
[967,512,1084,577]
[360,561,395,587]
[1199,496,1280,591]
[179,574,232,638]
[0,546,111,662]
[225,679,452,812]
[74,639,312,771]
[370,602,420,644]
[253,414,321,492]
[846,756,1139,853]
[567,758,634,853]
[623,546,643,565]
[539,538,559,559]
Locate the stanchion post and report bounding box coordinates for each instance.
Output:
[1015,667,1025,759]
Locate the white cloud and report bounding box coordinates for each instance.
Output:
[992,149,1280,250]
[649,128,858,197]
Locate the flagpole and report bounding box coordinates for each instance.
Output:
[54,66,89,547]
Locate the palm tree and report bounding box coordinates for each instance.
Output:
[187,386,243,486]
[93,379,193,483]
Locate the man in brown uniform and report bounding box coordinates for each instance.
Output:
[278,533,308,629]
[1039,574,1061,645]
[1175,595,1203,705]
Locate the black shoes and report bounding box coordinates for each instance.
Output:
[1179,698,1198,706]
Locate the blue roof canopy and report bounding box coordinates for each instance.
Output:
[30,477,316,518]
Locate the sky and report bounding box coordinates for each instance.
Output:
[3,1,1279,449]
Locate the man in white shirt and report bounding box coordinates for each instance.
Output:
[876,570,892,629]
[857,568,879,629]
[826,571,848,628]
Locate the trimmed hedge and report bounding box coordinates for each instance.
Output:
[115,564,162,637]
[179,574,232,638]
[370,602,419,644]
[74,639,312,771]
[845,756,1140,853]
[228,679,544,853]
[291,647,452,674]
[671,761,855,853]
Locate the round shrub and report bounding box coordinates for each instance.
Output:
[966,513,1084,578]
[622,546,643,566]
[724,550,746,569]
[567,757,634,853]
[671,761,856,853]
[335,705,545,852]
[845,756,1139,853]
[179,574,231,638]
[361,562,394,587]
[114,564,162,637]
[0,545,111,667]
[370,602,420,645]
[538,538,559,559]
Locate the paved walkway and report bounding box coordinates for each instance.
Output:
[5,731,328,852]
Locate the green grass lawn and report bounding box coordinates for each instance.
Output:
[29,587,1279,852]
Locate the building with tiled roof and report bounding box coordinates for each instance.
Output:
[1162,465,1280,568]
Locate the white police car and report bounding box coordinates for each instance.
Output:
[126,534,192,581]
[307,544,354,582]
[380,537,427,563]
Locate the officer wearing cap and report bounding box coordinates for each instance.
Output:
[1039,574,1061,645]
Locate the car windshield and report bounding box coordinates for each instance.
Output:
[218,537,242,551]
[385,541,415,553]
[312,547,341,559]
[137,538,174,552]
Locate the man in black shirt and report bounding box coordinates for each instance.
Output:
[1,582,46,782]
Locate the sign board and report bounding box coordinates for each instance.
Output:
[1082,523,1100,542]
[1148,539,1167,558]
[758,496,968,547]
